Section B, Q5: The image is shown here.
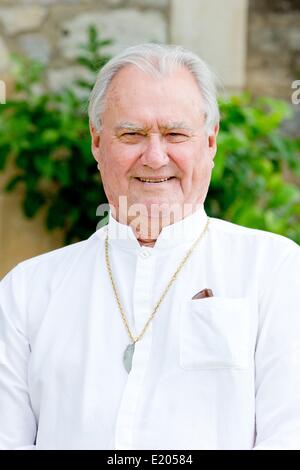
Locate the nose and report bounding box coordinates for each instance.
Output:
[140,134,169,169]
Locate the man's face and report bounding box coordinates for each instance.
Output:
[90,64,218,222]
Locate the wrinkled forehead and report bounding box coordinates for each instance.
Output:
[108,63,202,97]
[103,64,205,125]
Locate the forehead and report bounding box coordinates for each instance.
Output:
[103,64,204,127]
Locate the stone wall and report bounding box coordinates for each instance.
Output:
[0,0,168,95]
[247,0,300,98]
[247,0,300,137]
[170,0,248,90]
[1,0,299,101]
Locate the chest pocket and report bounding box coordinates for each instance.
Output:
[179,297,251,370]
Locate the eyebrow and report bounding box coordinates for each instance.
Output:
[114,122,147,133]
[114,121,193,133]
[161,122,193,132]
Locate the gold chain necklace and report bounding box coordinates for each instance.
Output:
[105,217,210,373]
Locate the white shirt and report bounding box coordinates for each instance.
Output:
[0,206,300,450]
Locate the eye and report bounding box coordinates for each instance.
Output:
[166,132,189,143]
[119,132,144,143]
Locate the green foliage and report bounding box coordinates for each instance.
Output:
[207,94,300,243]
[0,26,109,244]
[0,26,299,244]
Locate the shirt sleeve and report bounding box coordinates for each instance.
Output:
[253,243,300,449]
[0,264,37,450]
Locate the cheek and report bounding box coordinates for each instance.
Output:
[172,145,204,177]
[191,156,211,185]
[173,144,211,191]
[99,143,136,182]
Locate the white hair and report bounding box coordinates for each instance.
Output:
[88,43,220,134]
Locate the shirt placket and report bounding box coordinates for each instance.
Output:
[114,247,155,450]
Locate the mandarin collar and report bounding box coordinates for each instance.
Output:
[99,205,208,253]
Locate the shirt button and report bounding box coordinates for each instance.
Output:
[140,249,151,259]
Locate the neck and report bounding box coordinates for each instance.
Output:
[110,203,203,246]
[132,217,164,247]
[136,238,157,247]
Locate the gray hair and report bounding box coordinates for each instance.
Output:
[88,43,220,134]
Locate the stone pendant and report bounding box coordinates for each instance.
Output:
[123,343,135,373]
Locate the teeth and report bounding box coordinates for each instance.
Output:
[138,177,171,183]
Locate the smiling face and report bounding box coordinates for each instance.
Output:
[90,64,218,232]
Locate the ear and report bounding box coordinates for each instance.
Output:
[89,121,101,163]
[208,123,219,159]
[208,123,219,147]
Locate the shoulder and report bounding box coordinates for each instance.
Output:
[209,216,299,264]
[0,227,107,336]
[209,217,299,249]
[0,227,107,289]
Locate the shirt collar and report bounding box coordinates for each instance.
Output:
[102,205,208,253]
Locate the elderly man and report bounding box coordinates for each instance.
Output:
[0,43,299,450]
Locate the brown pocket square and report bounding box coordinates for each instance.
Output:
[192,288,214,300]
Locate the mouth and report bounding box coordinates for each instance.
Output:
[134,176,176,184]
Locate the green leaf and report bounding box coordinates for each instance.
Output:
[5,174,24,192]
[0,144,10,170]
[23,190,45,217]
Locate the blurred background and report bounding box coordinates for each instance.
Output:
[0,0,300,278]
